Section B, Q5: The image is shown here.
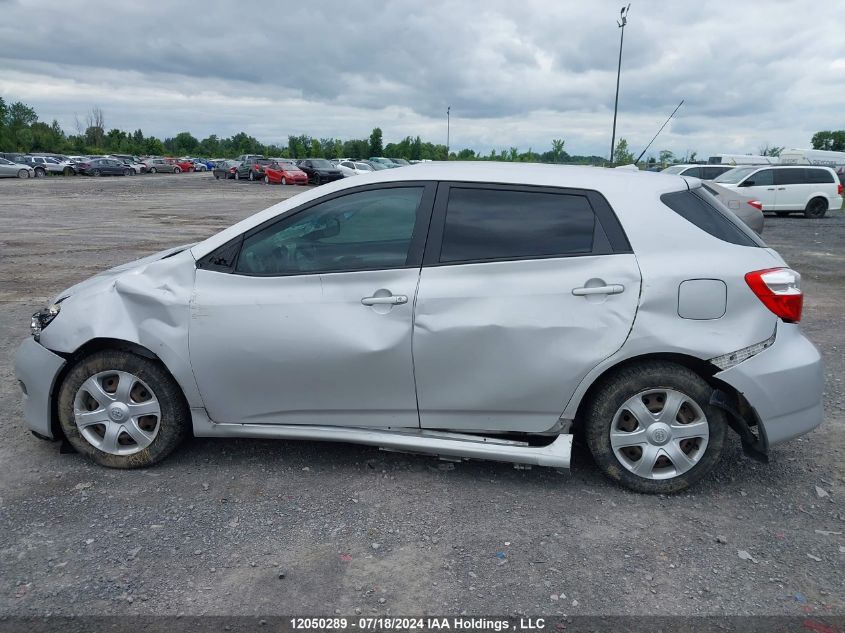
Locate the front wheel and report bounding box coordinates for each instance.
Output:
[34,168,46,178]
[281,176,287,186]
[92,169,101,177]
[235,171,240,180]
[583,361,727,494]
[17,169,29,179]
[150,167,157,174]
[314,174,322,186]
[804,197,828,219]
[57,350,190,468]
[173,167,181,174]
[264,175,269,185]
[123,168,130,176]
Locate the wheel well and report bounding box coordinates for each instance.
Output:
[49,338,174,440]
[807,196,828,207]
[571,352,723,434]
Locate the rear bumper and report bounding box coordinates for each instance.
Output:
[715,323,823,447]
[14,338,66,439]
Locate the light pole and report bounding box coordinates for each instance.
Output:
[609,4,630,164]
[446,106,451,160]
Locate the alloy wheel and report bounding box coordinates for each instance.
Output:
[73,370,162,456]
[609,388,709,480]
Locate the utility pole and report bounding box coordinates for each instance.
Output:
[610,4,630,164]
[446,106,451,160]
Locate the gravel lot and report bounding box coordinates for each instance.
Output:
[0,174,842,618]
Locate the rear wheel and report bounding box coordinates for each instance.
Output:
[248,171,254,181]
[314,174,322,186]
[173,167,181,174]
[281,176,287,186]
[804,197,828,219]
[17,169,29,179]
[583,361,727,494]
[57,350,190,469]
[150,167,157,174]
[264,175,269,184]
[92,169,101,177]
[123,168,130,176]
[34,168,46,178]
[235,171,240,180]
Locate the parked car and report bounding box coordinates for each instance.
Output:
[701,182,764,235]
[236,154,265,163]
[0,156,35,178]
[263,160,309,185]
[235,157,274,181]
[190,159,210,172]
[661,164,734,180]
[167,158,194,173]
[337,160,375,177]
[24,155,75,176]
[714,165,842,218]
[143,158,181,174]
[15,164,822,494]
[114,158,147,175]
[74,158,132,177]
[388,158,411,167]
[212,160,241,180]
[369,157,397,168]
[296,158,344,185]
[362,160,389,171]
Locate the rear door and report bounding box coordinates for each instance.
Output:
[774,168,810,210]
[412,183,641,433]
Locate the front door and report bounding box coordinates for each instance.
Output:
[412,184,641,433]
[189,183,435,428]
[740,168,777,210]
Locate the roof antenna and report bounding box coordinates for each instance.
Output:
[634,99,684,164]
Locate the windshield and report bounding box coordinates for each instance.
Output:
[354,162,373,171]
[310,159,333,169]
[661,165,685,174]
[714,167,756,184]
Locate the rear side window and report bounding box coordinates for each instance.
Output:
[661,188,763,247]
[806,168,834,184]
[440,188,597,263]
[775,169,807,185]
[681,167,701,178]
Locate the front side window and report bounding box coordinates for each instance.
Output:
[235,187,424,275]
[743,169,773,187]
[440,188,596,263]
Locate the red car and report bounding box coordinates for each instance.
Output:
[264,160,309,185]
[166,158,194,173]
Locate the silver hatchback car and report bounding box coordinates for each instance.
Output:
[15,163,823,493]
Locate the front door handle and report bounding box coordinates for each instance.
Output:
[361,294,408,306]
[777,187,786,190]
[572,284,624,296]
[766,187,776,191]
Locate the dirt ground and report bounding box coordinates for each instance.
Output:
[0,173,842,618]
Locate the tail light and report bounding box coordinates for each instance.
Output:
[747,199,763,211]
[745,268,802,322]
[229,167,236,173]
[837,183,843,195]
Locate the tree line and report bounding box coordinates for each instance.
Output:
[0,98,609,163]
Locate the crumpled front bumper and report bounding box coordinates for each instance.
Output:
[14,337,66,439]
[715,323,824,447]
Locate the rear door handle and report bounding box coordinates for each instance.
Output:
[766,188,776,191]
[361,294,408,306]
[777,187,786,190]
[572,284,624,296]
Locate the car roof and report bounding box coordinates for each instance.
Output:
[192,162,690,260]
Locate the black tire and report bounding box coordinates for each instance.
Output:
[92,169,101,177]
[57,350,190,469]
[804,197,828,219]
[775,212,789,217]
[123,168,130,176]
[34,168,46,178]
[174,167,181,174]
[17,169,29,179]
[583,361,727,494]
[248,171,254,181]
[314,174,322,186]
[214,173,220,180]
[150,167,157,174]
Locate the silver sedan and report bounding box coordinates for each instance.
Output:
[0,157,35,178]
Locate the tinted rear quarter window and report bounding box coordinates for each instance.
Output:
[806,168,834,184]
[660,188,764,247]
[440,188,598,263]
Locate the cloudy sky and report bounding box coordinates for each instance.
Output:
[1,0,843,158]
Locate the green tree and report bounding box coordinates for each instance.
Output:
[368,127,383,156]
[550,138,566,163]
[658,149,675,165]
[758,143,784,157]
[613,138,634,164]
[810,130,845,152]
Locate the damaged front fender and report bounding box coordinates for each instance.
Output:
[36,249,204,408]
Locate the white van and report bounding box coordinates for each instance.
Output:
[713,165,842,218]
[707,154,779,166]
